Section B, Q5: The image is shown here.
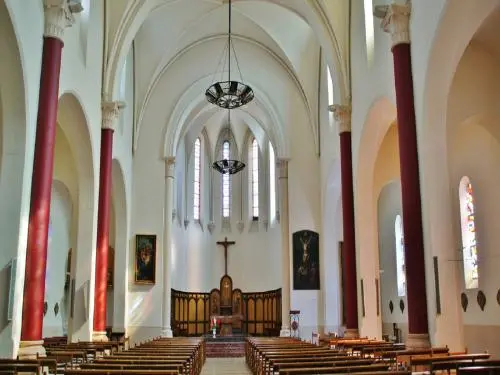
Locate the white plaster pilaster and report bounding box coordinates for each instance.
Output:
[374,2,411,47]
[277,158,291,336]
[162,157,175,337]
[329,104,352,134]
[101,101,125,131]
[43,0,82,41]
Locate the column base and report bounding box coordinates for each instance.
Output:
[92,331,109,342]
[280,329,291,337]
[344,328,360,338]
[406,333,431,349]
[18,340,46,359]
[161,328,173,338]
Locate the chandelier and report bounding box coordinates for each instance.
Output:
[213,159,246,175]
[212,109,246,175]
[209,0,249,175]
[205,0,254,109]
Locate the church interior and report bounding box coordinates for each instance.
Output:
[1,0,500,373]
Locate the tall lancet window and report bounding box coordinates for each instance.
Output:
[222,141,231,217]
[395,215,406,297]
[459,176,479,289]
[193,138,201,220]
[269,142,276,222]
[251,139,259,219]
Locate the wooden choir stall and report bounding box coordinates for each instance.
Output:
[171,274,282,337]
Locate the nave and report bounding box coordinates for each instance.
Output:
[2,335,499,374]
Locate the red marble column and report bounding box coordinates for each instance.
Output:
[93,102,123,342]
[331,105,359,337]
[19,1,79,358]
[376,3,429,347]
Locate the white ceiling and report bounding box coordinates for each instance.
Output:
[105,0,350,157]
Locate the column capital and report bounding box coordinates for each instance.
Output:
[374,2,411,47]
[43,0,83,41]
[165,157,175,178]
[329,104,352,134]
[277,158,290,179]
[101,101,125,131]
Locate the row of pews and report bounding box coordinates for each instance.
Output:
[246,336,500,374]
[0,336,204,374]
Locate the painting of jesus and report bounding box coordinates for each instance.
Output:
[135,234,156,284]
[293,230,320,290]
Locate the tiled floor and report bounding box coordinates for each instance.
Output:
[200,357,252,375]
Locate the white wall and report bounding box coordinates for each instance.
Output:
[44,181,72,338]
[446,41,500,356]
[377,181,407,340]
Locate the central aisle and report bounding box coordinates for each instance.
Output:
[200,358,252,375]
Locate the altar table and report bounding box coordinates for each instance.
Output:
[211,314,243,336]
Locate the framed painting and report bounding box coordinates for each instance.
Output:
[107,246,115,289]
[292,230,320,290]
[135,234,156,284]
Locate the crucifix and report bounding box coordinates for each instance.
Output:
[216,237,236,275]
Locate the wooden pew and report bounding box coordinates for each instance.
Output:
[62,370,179,375]
[410,352,491,373]
[278,363,392,374]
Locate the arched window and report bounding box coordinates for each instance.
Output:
[269,142,276,223]
[327,66,334,106]
[119,58,127,100]
[193,138,201,220]
[395,215,406,297]
[459,177,479,289]
[222,141,230,217]
[251,139,259,219]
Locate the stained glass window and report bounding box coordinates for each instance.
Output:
[459,177,478,289]
[395,215,406,297]
[222,141,230,217]
[193,138,201,220]
[251,139,259,219]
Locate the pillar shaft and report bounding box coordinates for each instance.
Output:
[393,42,428,336]
[375,2,429,345]
[19,1,80,357]
[331,105,359,337]
[278,159,291,336]
[93,129,114,336]
[162,157,175,337]
[93,101,123,341]
[21,35,63,343]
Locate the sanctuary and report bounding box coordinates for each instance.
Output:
[1,0,500,372]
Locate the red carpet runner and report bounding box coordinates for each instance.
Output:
[205,342,245,358]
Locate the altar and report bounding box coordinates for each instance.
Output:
[170,238,282,337]
[211,314,243,336]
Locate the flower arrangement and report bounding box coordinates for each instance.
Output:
[210,317,220,330]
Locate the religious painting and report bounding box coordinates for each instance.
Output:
[292,230,320,290]
[135,234,156,284]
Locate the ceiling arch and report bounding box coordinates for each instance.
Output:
[104,0,349,107]
[160,74,287,159]
[134,33,311,155]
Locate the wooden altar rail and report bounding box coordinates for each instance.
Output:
[171,288,282,336]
